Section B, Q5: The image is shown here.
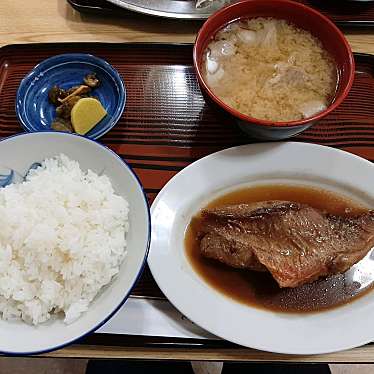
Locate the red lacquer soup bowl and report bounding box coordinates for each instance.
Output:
[193,0,355,140]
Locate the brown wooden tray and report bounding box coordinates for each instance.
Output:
[67,0,374,27]
[1,42,374,348]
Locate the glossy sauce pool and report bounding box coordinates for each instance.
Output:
[185,184,374,313]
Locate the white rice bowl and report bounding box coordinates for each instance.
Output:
[0,132,150,354]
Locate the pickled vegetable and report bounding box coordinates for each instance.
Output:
[71,98,107,135]
[48,73,104,134]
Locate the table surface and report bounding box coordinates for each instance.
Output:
[1,0,374,51]
[2,0,374,362]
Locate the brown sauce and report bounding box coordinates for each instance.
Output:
[185,184,374,313]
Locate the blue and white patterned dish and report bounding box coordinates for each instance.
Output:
[0,167,16,187]
[16,53,126,140]
[0,132,150,355]
[0,163,41,187]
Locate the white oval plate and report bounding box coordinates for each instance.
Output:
[148,142,374,355]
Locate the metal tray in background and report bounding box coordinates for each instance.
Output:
[67,0,228,19]
[105,0,228,19]
[67,0,374,27]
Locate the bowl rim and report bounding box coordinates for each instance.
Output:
[193,0,356,128]
[15,53,126,139]
[0,131,151,356]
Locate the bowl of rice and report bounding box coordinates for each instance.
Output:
[193,0,355,140]
[0,132,150,354]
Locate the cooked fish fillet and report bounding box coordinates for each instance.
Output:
[199,201,374,288]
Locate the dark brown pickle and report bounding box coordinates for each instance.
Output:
[48,73,101,133]
[84,73,100,88]
[48,85,67,106]
[51,118,73,132]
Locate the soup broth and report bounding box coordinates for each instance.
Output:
[185,184,374,313]
[203,18,337,122]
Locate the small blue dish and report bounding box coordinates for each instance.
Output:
[16,53,126,140]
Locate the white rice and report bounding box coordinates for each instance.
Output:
[0,154,129,325]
